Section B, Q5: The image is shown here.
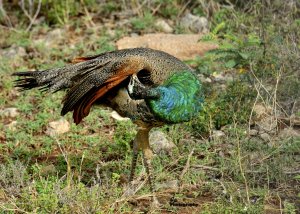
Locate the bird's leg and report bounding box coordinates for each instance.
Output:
[126,127,159,207]
[138,127,160,207]
[135,128,153,190]
[129,137,139,182]
[141,144,155,192]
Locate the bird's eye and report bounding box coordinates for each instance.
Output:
[137,69,153,86]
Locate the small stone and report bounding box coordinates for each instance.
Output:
[260,132,270,142]
[0,107,19,118]
[45,118,70,137]
[0,45,26,59]
[252,103,278,134]
[130,33,139,37]
[4,121,17,131]
[205,77,212,83]
[257,117,277,134]
[155,19,173,33]
[249,129,258,136]
[278,127,300,139]
[180,13,209,33]
[198,74,212,83]
[212,72,234,83]
[107,29,116,37]
[149,130,176,155]
[252,104,271,121]
[211,130,225,139]
[157,179,179,191]
[35,28,65,47]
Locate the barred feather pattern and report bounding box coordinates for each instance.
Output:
[12,47,202,125]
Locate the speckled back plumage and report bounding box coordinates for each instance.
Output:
[13,48,203,127]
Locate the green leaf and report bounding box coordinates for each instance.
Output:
[225,59,237,68]
[239,52,250,59]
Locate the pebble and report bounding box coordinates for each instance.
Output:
[149,130,176,155]
[180,13,209,33]
[155,19,173,33]
[45,118,70,137]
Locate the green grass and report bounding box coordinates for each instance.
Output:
[0,1,299,213]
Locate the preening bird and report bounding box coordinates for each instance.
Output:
[13,47,203,199]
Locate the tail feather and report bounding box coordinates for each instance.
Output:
[13,52,145,124]
[12,57,111,93]
[61,58,142,123]
[13,72,38,91]
[60,64,113,116]
[72,76,127,124]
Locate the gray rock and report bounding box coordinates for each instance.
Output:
[260,132,271,142]
[278,127,300,139]
[149,130,176,154]
[116,33,218,61]
[0,108,19,118]
[156,179,178,191]
[180,13,209,33]
[252,104,278,134]
[257,117,277,134]
[155,19,173,33]
[0,45,26,59]
[45,118,70,137]
[34,28,65,47]
[249,129,259,136]
[211,130,225,139]
[212,72,234,82]
[4,121,17,131]
[198,74,212,83]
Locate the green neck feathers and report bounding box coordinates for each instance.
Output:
[147,71,203,123]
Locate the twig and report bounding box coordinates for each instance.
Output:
[235,122,250,204]
[191,164,220,171]
[249,62,288,117]
[121,170,146,198]
[80,0,95,27]
[177,0,192,19]
[248,83,261,133]
[179,148,194,189]
[55,137,72,188]
[283,170,300,175]
[0,0,13,27]
[0,201,28,213]
[19,0,42,32]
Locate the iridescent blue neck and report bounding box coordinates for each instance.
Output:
[147,71,203,123]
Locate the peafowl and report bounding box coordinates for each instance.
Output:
[13,47,203,202]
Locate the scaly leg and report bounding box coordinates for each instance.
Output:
[134,128,153,189]
[138,128,160,207]
[124,133,141,197]
[141,142,155,192]
[129,138,139,182]
[126,127,159,206]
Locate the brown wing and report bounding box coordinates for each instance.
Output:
[72,75,128,124]
[62,57,145,124]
